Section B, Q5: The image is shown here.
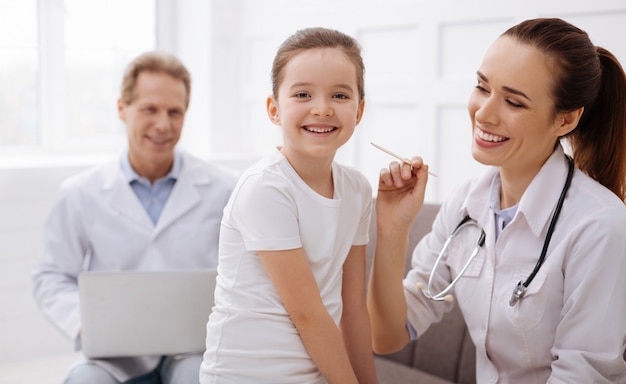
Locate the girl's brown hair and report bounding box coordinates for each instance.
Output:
[270,27,365,101]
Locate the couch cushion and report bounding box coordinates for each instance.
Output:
[410,304,476,383]
[374,356,454,384]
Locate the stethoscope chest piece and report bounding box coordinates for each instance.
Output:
[509,280,527,306]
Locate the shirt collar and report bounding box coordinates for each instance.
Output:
[489,174,518,219]
[462,145,568,232]
[473,145,569,238]
[120,149,182,183]
[489,172,518,235]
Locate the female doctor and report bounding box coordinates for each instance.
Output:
[368,18,626,383]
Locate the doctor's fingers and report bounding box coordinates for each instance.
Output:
[393,156,425,180]
[379,160,415,187]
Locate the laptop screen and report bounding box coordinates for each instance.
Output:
[78,269,217,358]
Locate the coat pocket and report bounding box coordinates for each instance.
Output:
[507,269,550,331]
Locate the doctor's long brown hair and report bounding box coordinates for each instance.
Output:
[504,18,626,201]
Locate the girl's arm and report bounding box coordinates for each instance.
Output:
[259,248,359,384]
[341,244,378,384]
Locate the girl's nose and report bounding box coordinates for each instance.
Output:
[311,98,333,117]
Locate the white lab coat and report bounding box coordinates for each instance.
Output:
[32,150,237,380]
[404,146,626,383]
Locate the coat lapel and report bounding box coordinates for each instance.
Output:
[153,153,210,237]
[100,159,153,229]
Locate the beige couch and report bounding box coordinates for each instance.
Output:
[366,203,477,384]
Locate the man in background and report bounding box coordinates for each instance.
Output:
[32,51,237,383]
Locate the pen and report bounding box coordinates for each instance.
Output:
[370,142,438,177]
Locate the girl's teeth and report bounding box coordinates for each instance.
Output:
[306,127,334,133]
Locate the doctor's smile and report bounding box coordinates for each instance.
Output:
[475,127,508,144]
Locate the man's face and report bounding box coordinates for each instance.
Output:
[118,71,187,174]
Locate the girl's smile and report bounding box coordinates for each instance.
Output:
[302,123,338,134]
[267,47,364,165]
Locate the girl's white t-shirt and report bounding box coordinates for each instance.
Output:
[200,149,372,383]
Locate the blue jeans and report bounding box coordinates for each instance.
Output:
[64,355,203,384]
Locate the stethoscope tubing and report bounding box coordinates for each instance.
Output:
[423,217,486,301]
[420,155,574,306]
[509,155,574,306]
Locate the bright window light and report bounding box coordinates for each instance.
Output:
[0,0,156,154]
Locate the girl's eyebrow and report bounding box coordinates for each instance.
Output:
[289,82,356,92]
[476,71,532,102]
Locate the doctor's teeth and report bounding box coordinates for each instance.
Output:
[477,129,506,142]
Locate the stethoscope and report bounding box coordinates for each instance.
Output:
[418,155,574,306]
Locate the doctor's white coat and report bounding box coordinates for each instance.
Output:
[403,147,626,383]
[32,150,237,378]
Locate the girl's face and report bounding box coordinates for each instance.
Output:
[267,47,364,162]
[467,36,569,177]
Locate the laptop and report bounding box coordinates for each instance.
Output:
[78,269,217,359]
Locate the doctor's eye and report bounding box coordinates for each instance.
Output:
[505,99,526,109]
[474,84,489,94]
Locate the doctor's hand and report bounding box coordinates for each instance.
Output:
[376,157,429,234]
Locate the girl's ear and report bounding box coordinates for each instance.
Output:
[555,106,584,137]
[266,96,280,125]
[355,98,365,125]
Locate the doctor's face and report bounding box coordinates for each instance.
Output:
[467,36,564,177]
[118,71,187,176]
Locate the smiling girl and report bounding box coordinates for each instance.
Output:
[200,27,377,384]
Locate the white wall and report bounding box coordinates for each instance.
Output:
[0,165,89,366]
[199,0,626,203]
[2,0,626,372]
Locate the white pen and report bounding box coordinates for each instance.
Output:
[370,142,438,177]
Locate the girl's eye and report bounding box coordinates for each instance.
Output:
[295,92,309,98]
[333,93,348,100]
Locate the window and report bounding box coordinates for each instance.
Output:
[0,1,39,147]
[0,0,156,155]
